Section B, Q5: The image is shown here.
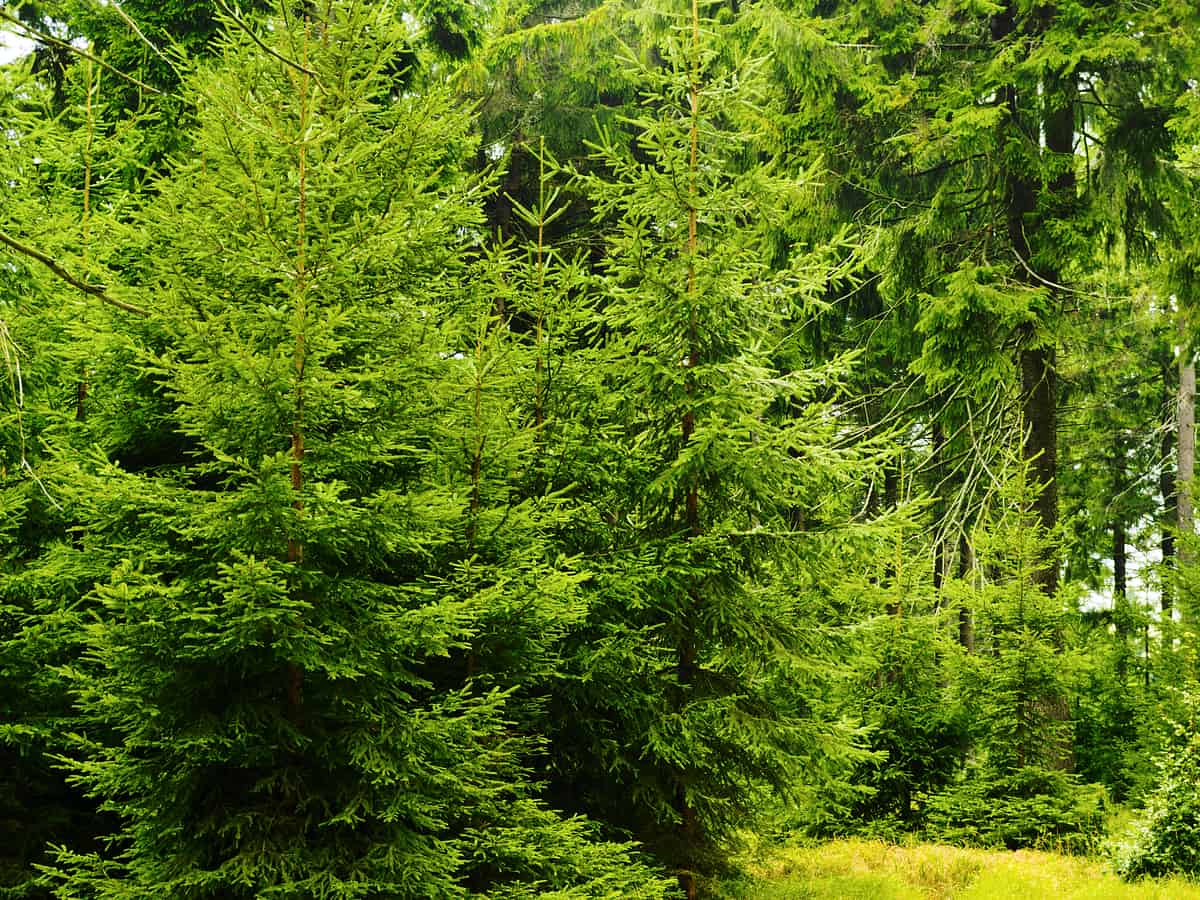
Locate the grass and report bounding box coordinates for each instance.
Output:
[715,839,1200,899]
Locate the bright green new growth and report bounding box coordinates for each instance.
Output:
[547,0,885,887]
[925,457,1104,855]
[26,5,672,898]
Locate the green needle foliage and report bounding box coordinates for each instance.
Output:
[927,456,1105,855]
[817,538,969,840]
[1112,696,1200,880]
[548,1,886,889]
[2,0,1200,890]
[27,5,673,897]
[0,54,160,899]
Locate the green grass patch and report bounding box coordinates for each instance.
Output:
[718,839,1200,899]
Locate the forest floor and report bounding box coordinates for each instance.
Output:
[717,838,1200,899]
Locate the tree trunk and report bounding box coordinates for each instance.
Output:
[285,20,312,725]
[1179,347,1196,630]
[933,423,946,592]
[996,43,1061,594]
[958,534,975,652]
[994,1,1073,765]
[1113,521,1127,622]
[1018,65,1073,597]
[884,465,900,617]
[1021,346,1059,594]
[1113,516,1129,682]
[1113,438,1128,647]
[676,7,703,896]
[1179,349,1195,571]
[1162,359,1178,621]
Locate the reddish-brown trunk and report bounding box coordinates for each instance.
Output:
[675,4,705,895]
[75,374,88,422]
[284,20,311,724]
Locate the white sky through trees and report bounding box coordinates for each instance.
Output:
[0,30,35,65]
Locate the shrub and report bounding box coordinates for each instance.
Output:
[1112,729,1200,880]
[923,763,1107,855]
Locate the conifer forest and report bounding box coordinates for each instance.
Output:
[3,1,1200,897]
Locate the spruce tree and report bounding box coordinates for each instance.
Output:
[551,2,881,893]
[927,458,1104,853]
[0,53,158,897]
[35,5,672,897]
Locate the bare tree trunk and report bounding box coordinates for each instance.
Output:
[958,534,975,652]
[1038,66,1075,769]
[1179,350,1195,567]
[1178,347,1196,631]
[884,465,900,617]
[933,424,946,592]
[1114,517,1129,681]
[1113,439,1128,645]
[1113,522,1127,622]
[285,19,312,726]
[676,6,703,896]
[1162,359,1177,622]
[1021,346,1059,594]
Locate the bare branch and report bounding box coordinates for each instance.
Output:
[0,7,163,96]
[1011,238,1126,303]
[213,0,322,84]
[0,229,149,317]
[104,0,183,79]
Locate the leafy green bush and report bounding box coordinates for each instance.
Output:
[1112,730,1200,880]
[923,764,1107,855]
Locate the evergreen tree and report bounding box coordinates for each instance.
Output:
[0,53,159,897]
[33,5,672,897]
[550,2,883,893]
[818,521,969,838]
[926,458,1105,853]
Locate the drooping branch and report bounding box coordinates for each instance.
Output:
[105,0,184,79]
[0,229,150,317]
[0,7,163,96]
[213,0,322,84]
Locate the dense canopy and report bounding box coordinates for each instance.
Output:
[1,0,1200,897]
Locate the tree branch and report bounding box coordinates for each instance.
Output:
[213,0,322,84]
[0,7,163,96]
[0,229,149,317]
[104,0,183,79]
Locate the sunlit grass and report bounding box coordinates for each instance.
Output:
[717,838,1200,899]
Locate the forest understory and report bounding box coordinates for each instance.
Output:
[721,837,1200,899]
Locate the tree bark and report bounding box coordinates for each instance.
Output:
[958,534,975,653]
[884,465,900,617]
[1113,515,1129,682]
[285,20,312,725]
[1019,66,1073,597]
[1162,359,1178,620]
[676,6,703,896]
[996,49,1061,595]
[1021,346,1058,594]
[1113,521,1126,622]
[1113,438,1127,647]
[933,423,946,592]
[994,1,1073,768]
[1179,349,1195,573]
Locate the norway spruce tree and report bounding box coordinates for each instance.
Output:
[552,2,881,894]
[927,457,1104,853]
[36,4,672,897]
[0,52,163,897]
